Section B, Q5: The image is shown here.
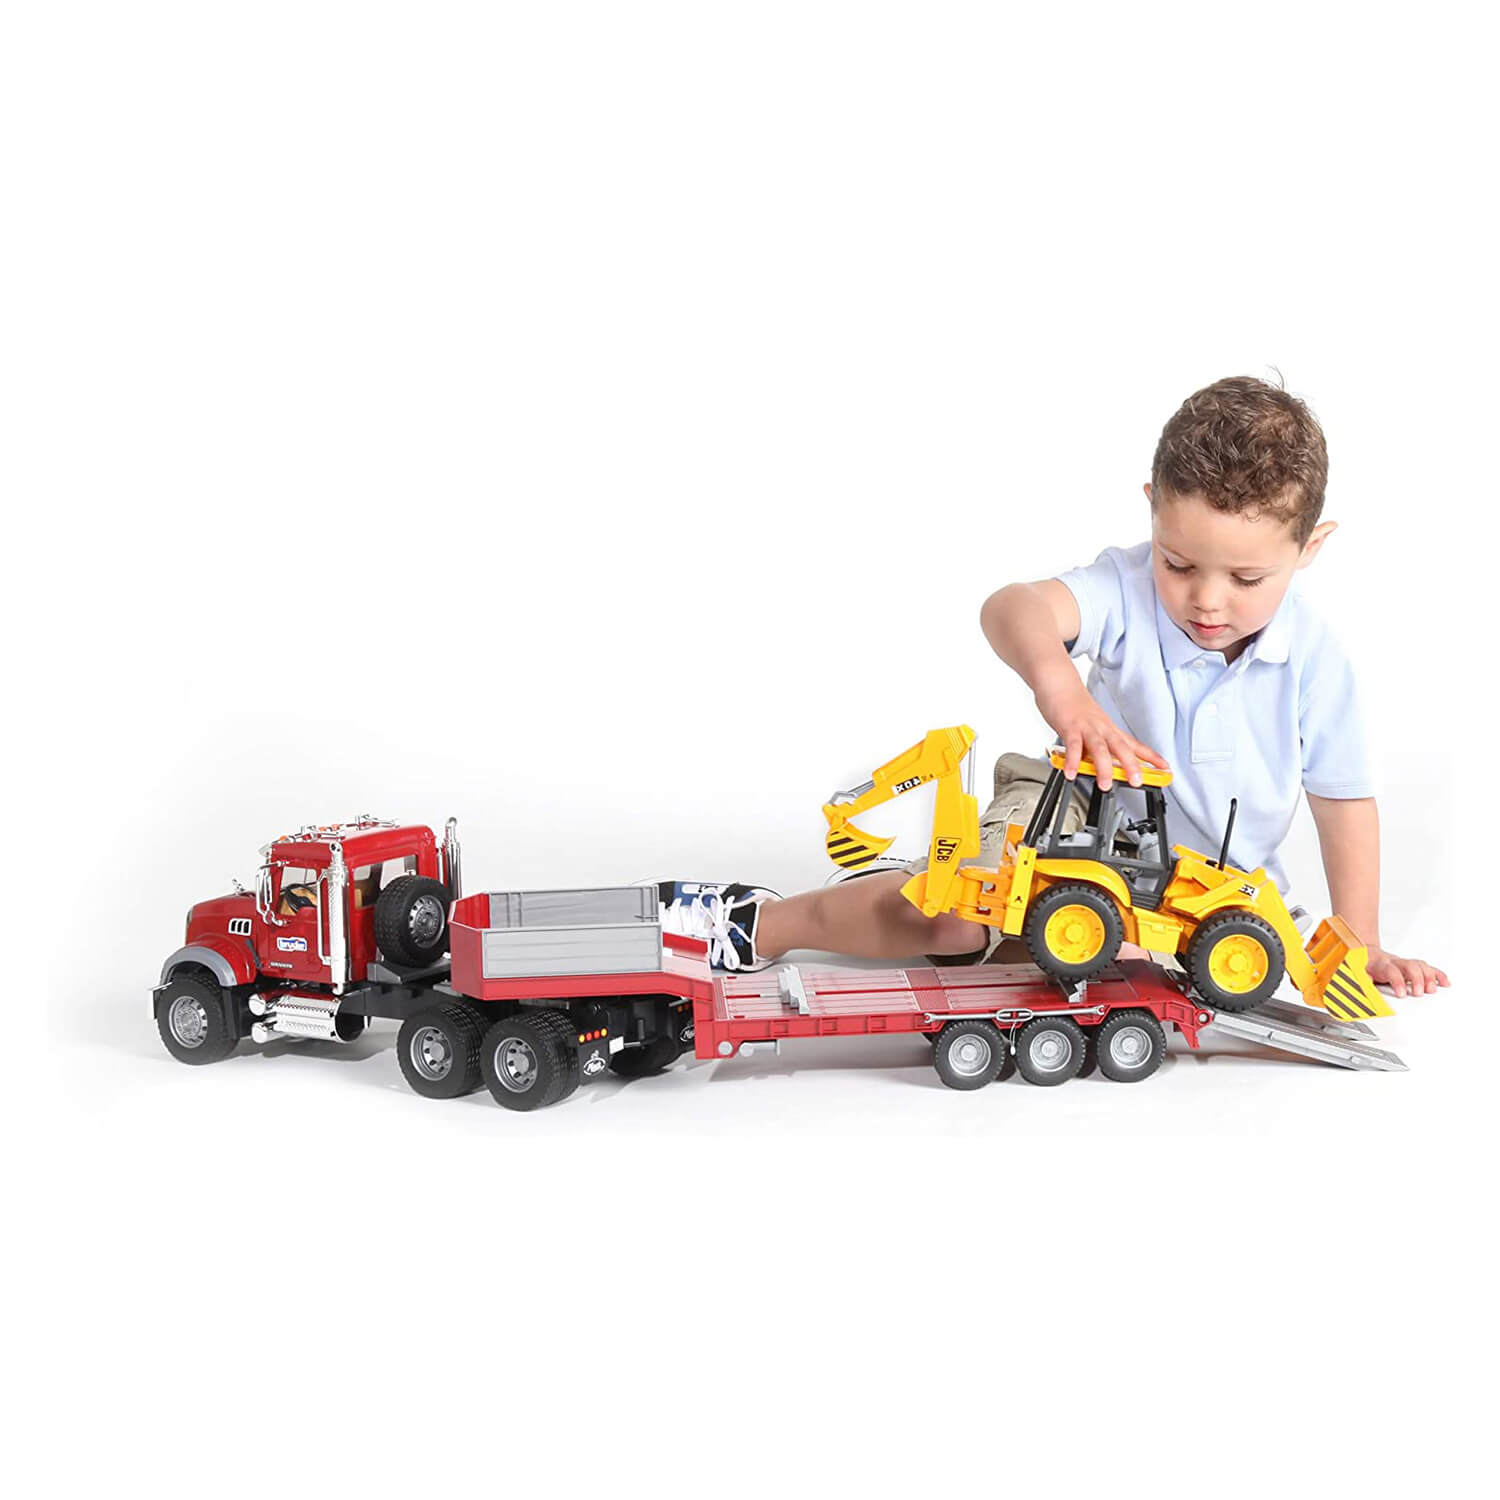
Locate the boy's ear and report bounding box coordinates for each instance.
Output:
[1142,482,1153,502]
[1296,519,1338,569]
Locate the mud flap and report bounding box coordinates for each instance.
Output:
[1304,916,1395,1020]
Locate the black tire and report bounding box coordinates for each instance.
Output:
[396,1003,487,1100]
[933,1019,1008,1090]
[1076,1030,1099,1079]
[1185,911,1285,1011]
[1014,1015,1087,1086]
[480,1009,580,1111]
[374,876,451,967]
[156,973,238,1065]
[530,1008,583,1102]
[1023,883,1124,983]
[609,1035,684,1078]
[1094,1008,1167,1083]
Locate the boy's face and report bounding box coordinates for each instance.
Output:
[1146,486,1333,662]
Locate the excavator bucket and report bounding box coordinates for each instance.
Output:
[824,823,896,872]
[1302,916,1395,1020]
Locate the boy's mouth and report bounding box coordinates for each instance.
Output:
[1189,621,1230,638]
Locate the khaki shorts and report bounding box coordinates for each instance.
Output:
[904,750,1091,963]
[904,750,1089,876]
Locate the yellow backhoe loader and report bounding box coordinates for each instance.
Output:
[824,725,1392,1021]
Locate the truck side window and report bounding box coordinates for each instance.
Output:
[277,866,321,916]
[352,864,381,909]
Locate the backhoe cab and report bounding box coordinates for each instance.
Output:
[867,732,1393,1022]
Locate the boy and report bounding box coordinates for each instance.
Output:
[662,376,1447,999]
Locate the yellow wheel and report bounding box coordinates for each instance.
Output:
[1044,904,1107,966]
[1206,933,1270,995]
[1185,911,1286,1011]
[1023,883,1124,983]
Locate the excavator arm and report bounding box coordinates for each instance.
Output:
[822,725,982,913]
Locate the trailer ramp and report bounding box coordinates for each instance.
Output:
[1202,996,1407,1072]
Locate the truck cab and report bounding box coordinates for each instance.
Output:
[157,816,462,1062]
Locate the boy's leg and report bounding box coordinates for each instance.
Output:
[754,871,990,962]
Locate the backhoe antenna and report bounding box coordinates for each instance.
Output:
[1216,798,1238,870]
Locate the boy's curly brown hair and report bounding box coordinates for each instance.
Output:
[1151,375,1328,545]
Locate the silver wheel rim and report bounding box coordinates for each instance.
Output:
[169,995,208,1047]
[411,1025,453,1081]
[948,1031,994,1078]
[1029,1028,1074,1074]
[408,894,445,948]
[1108,1025,1152,1070]
[494,1037,539,1093]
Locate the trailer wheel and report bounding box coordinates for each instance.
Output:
[609,1035,683,1078]
[1185,911,1285,1011]
[374,876,451,967]
[933,1020,1009,1090]
[397,1003,487,1100]
[157,973,237,1065]
[1023,883,1124,983]
[1095,1009,1167,1083]
[480,1010,579,1111]
[1014,1016,1086,1085]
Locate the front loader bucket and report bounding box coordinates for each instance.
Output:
[1303,916,1395,1021]
[825,822,895,872]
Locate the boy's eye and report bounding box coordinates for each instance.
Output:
[1233,575,1267,588]
[1162,559,1192,575]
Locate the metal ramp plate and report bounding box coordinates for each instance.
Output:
[1203,996,1407,1071]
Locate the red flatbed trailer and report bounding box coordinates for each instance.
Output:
[701,959,1207,1049]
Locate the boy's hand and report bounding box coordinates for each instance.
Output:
[1366,948,1450,998]
[1035,669,1169,789]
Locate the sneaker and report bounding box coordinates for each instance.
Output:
[657,880,781,972]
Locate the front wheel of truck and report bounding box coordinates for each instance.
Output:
[156,973,237,1065]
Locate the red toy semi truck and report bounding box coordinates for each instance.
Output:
[155,817,1405,1109]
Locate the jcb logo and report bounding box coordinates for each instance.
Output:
[934,837,959,864]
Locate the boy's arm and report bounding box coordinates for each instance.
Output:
[1305,792,1449,997]
[980,580,1168,787]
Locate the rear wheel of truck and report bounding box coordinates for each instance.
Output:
[1014,1016,1086,1085]
[397,1003,487,1100]
[374,876,451,967]
[1023,883,1124,984]
[480,1009,580,1111]
[933,1019,1010,1090]
[157,973,237,1065]
[1094,1008,1167,1083]
[1186,911,1285,1011]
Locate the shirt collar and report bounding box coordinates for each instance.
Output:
[1155,584,1294,670]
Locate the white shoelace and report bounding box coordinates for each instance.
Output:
[662,890,752,971]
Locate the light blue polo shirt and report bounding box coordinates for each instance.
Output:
[1055,541,1373,897]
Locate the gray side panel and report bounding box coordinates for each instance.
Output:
[160,945,239,989]
[482,924,664,978]
[485,886,658,930]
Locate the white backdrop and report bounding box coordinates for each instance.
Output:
[15,3,1491,1496]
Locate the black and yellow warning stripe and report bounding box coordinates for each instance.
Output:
[1321,962,1378,1021]
[826,833,881,869]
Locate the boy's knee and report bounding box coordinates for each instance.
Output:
[924,912,990,955]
